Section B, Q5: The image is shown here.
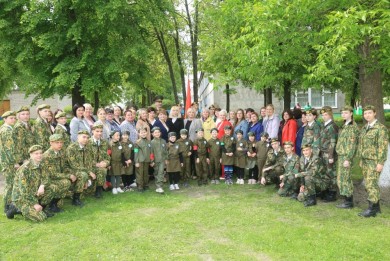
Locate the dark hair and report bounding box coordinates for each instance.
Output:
[246,108,255,113]
[282,109,294,120]
[292,107,302,120]
[72,104,85,117]
[105,107,114,114]
[153,95,163,102]
[114,105,123,114]
[147,106,157,113]
[124,110,132,116]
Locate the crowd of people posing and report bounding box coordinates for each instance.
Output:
[0,98,388,222]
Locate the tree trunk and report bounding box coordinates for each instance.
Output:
[283,80,291,110]
[226,84,230,112]
[172,14,186,108]
[72,80,85,106]
[154,28,180,105]
[359,38,384,123]
[94,91,99,114]
[350,68,359,107]
[264,88,273,106]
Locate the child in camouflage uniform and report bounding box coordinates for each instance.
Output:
[134,127,152,192]
[109,130,124,195]
[246,132,258,184]
[220,125,236,185]
[150,127,168,193]
[208,128,222,184]
[234,130,248,185]
[177,129,192,187]
[302,108,321,157]
[121,131,135,192]
[166,132,183,190]
[193,128,210,186]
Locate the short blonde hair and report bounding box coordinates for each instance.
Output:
[169,106,181,118]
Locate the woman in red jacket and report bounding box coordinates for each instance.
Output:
[216,109,233,139]
[281,109,298,147]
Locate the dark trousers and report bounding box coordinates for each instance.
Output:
[168,172,180,185]
[236,167,245,179]
[249,166,259,180]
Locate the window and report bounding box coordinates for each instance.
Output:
[291,88,337,108]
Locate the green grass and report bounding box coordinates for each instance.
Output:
[1,181,390,260]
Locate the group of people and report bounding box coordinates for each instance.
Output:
[0,96,388,222]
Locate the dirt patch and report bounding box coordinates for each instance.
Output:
[353,180,390,207]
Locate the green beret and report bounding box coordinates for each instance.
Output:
[37,104,51,110]
[109,130,120,138]
[180,129,188,135]
[301,144,312,150]
[235,129,243,135]
[168,132,177,138]
[196,128,204,133]
[320,106,333,115]
[92,123,103,130]
[305,108,317,116]
[17,106,29,113]
[247,131,255,137]
[261,132,269,138]
[29,145,43,153]
[1,111,16,118]
[49,134,64,142]
[270,138,279,144]
[224,125,232,130]
[340,105,354,112]
[210,128,218,133]
[283,141,294,147]
[78,130,90,136]
[55,111,67,119]
[363,105,376,112]
[151,127,161,133]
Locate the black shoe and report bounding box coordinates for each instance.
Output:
[6,204,19,219]
[44,209,55,218]
[4,204,10,213]
[323,191,337,202]
[336,196,354,209]
[290,193,298,200]
[49,198,63,213]
[95,186,103,199]
[72,193,84,207]
[304,195,317,207]
[358,201,379,217]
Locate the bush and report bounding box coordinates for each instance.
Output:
[63,105,73,117]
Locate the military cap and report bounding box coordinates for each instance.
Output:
[210,128,218,133]
[29,145,43,153]
[196,128,204,133]
[301,144,312,150]
[247,131,255,137]
[1,111,16,118]
[37,104,50,110]
[305,108,317,116]
[320,106,333,114]
[109,130,120,138]
[55,111,67,119]
[180,129,188,135]
[270,138,279,144]
[17,106,29,113]
[235,129,243,135]
[261,132,269,138]
[78,130,90,136]
[283,141,294,147]
[224,125,232,130]
[122,130,130,136]
[49,134,64,142]
[340,105,354,112]
[151,126,161,133]
[92,122,103,130]
[153,95,163,102]
[363,105,376,112]
[168,132,177,138]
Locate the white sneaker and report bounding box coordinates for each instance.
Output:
[112,188,118,195]
[129,182,137,188]
[174,184,180,190]
[156,187,164,193]
[210,180,216,184]
[215,180,220,184]
[116,187,124,193]
[236,179,240,184]
[169,184,175,191]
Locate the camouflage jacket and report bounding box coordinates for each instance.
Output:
[13,121,35,164]
[193,137,209,157]
[0,124,16,168]
[54,124,71,149]
[264,148,286,169]
[296,155,324,179]
[302,121,321,156]
[151,138,168,163]
[208,138,222,159]
[66,142,94,173]
[254,140,269,160]
[282,154,300,181]
[319,120,338,159]
[221,135,236,165]
[121,140,134,163]
[42,148,70,181]
[88,138,110,167]
[358,121,389,164]
[12,160,48,207]
[134,138,152,163]
[177,138,193,158]
[234,139,248,168]
[33,118,52,151]
[335,121,359,161]
[166,141,182,172]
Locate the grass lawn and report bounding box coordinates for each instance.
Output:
[1,179,390,260]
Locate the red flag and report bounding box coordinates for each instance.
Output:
[185,78,192,117]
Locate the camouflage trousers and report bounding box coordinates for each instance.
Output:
[153,162,165,188]
[196,156,208,183]
[20,205,47,222]
[72,171,89,193]
[278,174,298,196]
[263,166,284,184]
[361,159,381,203]
[2,166,15,205]
[336,156,353,197]
[208,156,220,180]
[136,162,150,189]
[47,178,71,199]
[300,174,329,200]
[181,157,191,182]
[321,152,337,191]
[95,167,107,187]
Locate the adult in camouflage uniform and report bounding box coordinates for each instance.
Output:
[66,130,96,206]
[13,106,35,165]
[193,128,210,186]
[0,111,18,212]
[335,105,360,209]
[261,138,286,186]
[41,134,73,212]
[177,129,193,187]
[33,104,52,151]
[278,141,300,197]
[134,127,152,192]
[8,145,55,221]
[319,106,339,202]
[88,123,110,198]
[301,109,321,157]
[151,127,168,193]
[54,111,71,149]
[358,105,389,217]
[208,128,222,184]
[234,129,248,184]
[166,132,183,190]
[295,144,327,207]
